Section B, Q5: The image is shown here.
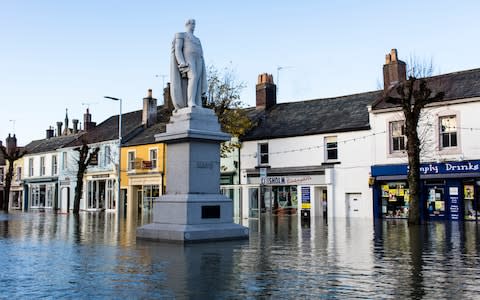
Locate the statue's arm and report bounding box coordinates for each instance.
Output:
[174,33,187,66]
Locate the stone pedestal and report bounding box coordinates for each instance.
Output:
[136,106,249,243]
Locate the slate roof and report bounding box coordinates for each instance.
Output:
[65,105,172,148]
[24,134,84,155]
[122,106,171,147]
[241,90,382,141]
[372,68,480,110]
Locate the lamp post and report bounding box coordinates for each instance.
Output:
[104,96,122,215]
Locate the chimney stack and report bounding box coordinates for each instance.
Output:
[383,48,406,90]
[142,89,157,128]
[56,122,63,137]
[46,126,54,139]
[72,119,79,133]
[84,108,96,131]
[164,83,174,111]
[6,134,17,155]
[256,73,276,110]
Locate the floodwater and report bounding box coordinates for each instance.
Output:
[0,212,479,299]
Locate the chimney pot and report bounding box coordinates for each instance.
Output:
[383,48,406,90]
[56,122,63,137]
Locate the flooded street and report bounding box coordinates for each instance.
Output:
[0,212,479,299]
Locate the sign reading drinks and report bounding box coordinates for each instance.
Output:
[371,160,480,177]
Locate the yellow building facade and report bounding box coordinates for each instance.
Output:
[121,143,166,218]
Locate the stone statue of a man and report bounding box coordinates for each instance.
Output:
[170,19,207,111]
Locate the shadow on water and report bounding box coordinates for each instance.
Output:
[0,211,480,298]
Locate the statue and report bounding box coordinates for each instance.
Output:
[170,19,207,111]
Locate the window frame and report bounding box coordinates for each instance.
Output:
[439,115,458,149]
[149,148,158,169]
[127,150,136,171]
[436,111,461,155]
[389,120,406,153]
[258,143,269,165]
[325,136,338,161]
[29,158,34,177]
[51,155,58,176]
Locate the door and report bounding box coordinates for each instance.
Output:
[248,187,260,218]
[347,193,362,218]
[427,187,446,219]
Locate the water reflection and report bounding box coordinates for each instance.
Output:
[0,212,479,298]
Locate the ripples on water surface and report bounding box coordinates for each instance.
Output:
[0,212,479,299]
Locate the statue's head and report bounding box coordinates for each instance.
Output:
[185,19,196,32]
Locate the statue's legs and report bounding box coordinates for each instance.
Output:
[186,58,202,107]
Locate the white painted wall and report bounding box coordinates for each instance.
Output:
[370,98,480,166]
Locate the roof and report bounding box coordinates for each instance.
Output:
[241,90,382,141]
[372,68,480,110]
[65,105,172,148]
[122,106,171,146]
[24,133,84,155]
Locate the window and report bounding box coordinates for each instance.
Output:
[258,143,269,165]
[40,157,46,176]
[62,152,68,170]
[325,136,338,160]
[16,167,22,181]
[128,151,136,170]
[0,167,4,183]
[390,121,406,152]
[103,146,111,166]
[150,148,158,169]
[51,155,58,175]
[440,116,457,148]
[29,158,34,176]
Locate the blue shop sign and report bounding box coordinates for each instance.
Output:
[371,160,480,177]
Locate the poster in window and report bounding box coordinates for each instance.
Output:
[464,185,474,200]
[382,185,389,197]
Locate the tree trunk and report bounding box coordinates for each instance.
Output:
[2,161,14,212]
[407,118,422,225]
[73,166,85,214]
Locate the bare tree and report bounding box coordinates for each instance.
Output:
[0,144,26,212]
[386,59,444,225]
[73,139,99,214]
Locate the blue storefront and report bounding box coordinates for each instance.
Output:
[371,160,480,221]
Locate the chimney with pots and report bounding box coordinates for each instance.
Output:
[72,119,79,133]
[46,126,54,139]
[383,48,406,90]
[56,122,63,137]
[256,73,276,110]
[142,89,157,128]
[84,108,96,131]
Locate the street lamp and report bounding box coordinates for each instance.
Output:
[104,96,122,215]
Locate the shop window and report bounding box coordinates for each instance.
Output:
[381,182,409,218]
[51,155,58,175]
[325,136,338,161]
[258,143,269,165]
[29,158,34,177]
[439,115,457,148]
[464,184,478,220]
[128,151,136,171]
[150,148,158,169]
[389,121,406,152]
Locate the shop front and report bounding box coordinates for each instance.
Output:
[85,174,117,211]
[244,167,327,218]
[24,177,58,210]
[371,160,480,221]
[126,174,162,218]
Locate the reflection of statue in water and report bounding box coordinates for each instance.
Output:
[170,19,207,111]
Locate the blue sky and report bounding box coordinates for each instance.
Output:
[1,1,479,145]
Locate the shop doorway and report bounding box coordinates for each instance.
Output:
[346,193,362,218]
[426,187,446,219]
